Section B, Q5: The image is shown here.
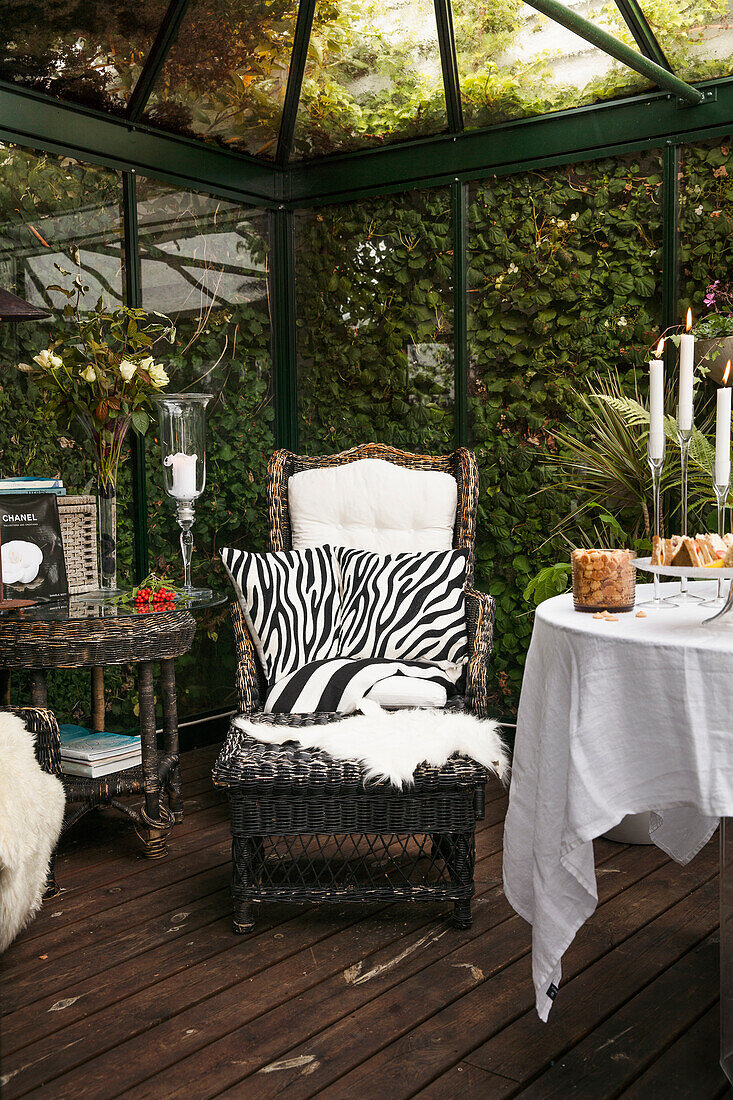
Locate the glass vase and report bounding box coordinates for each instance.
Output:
[97,475,119,591]
[78,412,130,596]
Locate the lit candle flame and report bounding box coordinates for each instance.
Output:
[686,308,693,332]
[655,337,665,356]
[724,360,731,386]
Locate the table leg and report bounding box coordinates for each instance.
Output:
[160,658,183,822]
[0,668,10,706]
[721,818,733,1084]
[30,670,47,707]
[91,667,105,731]
[136,660,173,860]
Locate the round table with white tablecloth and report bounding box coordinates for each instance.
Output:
[502,581,733,1080]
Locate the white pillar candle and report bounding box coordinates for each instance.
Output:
[649,355,664,461]
[716,366,732,487]
[164,452,198,499]
[678,310,694,431]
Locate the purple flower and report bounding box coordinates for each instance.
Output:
[704,279,721,307]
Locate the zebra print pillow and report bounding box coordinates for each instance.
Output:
[336,547,468,666]
[220,546,341,686]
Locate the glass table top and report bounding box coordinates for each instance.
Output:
[0,591,228,622]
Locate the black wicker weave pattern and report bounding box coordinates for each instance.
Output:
[0,610,196,668]
[218,443,495,934]
[212,698,491,796]
[231,829,477,904]
[8,706,63,777]
[465,587,496,718]
[231,600,263,714]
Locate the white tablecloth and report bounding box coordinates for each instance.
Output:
[503,581,733,1021]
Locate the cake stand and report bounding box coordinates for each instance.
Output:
[632,557,733,624]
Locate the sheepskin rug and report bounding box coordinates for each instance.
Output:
[0,713,65,952]
[235,701,510,789]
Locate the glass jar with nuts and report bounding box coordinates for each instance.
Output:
[571,548,636,613]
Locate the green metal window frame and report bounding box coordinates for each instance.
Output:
[2,75,733,582]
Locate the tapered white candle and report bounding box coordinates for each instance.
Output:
[649,338,665,461]
[678,308,694,431]
[716,361,732,487]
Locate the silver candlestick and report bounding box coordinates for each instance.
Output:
[709,480,731,605]
[669,421,704,603]
[643,433,675,609]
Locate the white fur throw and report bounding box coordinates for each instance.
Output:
[0,713,65,952]
[234,701,510,789]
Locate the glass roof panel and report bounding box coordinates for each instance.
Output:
[453,0,652,132]
[637,0,733,82]
[0,0,168,113]
[142,0,299,159]
[291,0,448,160]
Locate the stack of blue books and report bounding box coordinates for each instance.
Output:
[59,726,142,778]
[0,476,66,496]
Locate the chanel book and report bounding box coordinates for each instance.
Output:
[0,492,68,600]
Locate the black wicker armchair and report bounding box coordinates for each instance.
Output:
[213,443,497,933]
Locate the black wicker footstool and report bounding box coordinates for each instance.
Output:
[212,706,488,934]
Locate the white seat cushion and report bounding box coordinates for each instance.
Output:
[367,675,447,709]
[288,458,457,555]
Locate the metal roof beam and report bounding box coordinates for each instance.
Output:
[286,78,731,205]
[614,0,671,71]
[434,0,464,132]
[0,82,280,205]
[524,0,703,105]
[127,0,192,122]
[276,0,317,167]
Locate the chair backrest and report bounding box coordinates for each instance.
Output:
[266,443,478,584]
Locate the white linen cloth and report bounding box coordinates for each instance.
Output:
[503,581,733,1021]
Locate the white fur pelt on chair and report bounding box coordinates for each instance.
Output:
[0,713,65,952]
[235,701,510,789]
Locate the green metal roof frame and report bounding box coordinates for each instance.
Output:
[0,0,722,210]
[108,0,706,165]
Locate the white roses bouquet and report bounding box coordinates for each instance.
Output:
[26,277,176,492]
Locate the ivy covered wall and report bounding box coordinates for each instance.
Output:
[295,188,454,454]
[467,153,663,705]
[294,151,664,710]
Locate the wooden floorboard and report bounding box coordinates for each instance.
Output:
[1,749,728,1100]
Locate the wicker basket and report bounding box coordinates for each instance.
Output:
[58,495,98,594]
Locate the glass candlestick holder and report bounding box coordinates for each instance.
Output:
[153,393,213,600]
[703,479,731,607]
[667,419,704,604]
[642,434,677,608]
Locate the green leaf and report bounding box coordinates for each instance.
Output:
[131,409,149,435]
[523,563,572,606]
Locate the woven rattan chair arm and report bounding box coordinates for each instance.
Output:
[230,601,263,714]
[8,705,63,777]
[464,587,495,718]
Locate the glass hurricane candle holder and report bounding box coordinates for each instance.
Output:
[154,393,213,599]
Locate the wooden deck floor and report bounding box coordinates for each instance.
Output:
[1,743,730,1099]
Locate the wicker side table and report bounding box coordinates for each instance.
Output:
[0,602,200,862]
